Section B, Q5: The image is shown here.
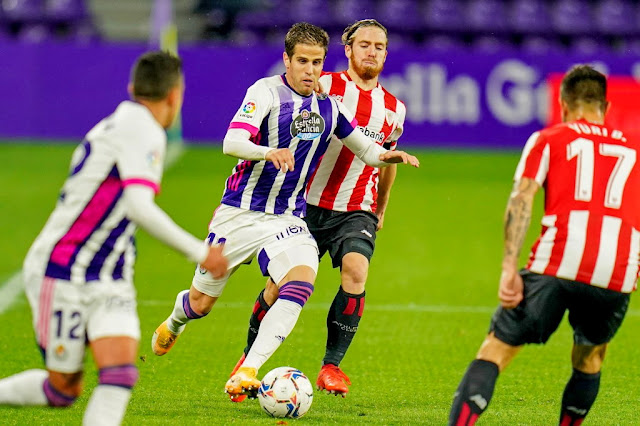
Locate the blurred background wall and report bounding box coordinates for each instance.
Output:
[1,0,640,147]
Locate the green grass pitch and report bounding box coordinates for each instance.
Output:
[0,142,638,425]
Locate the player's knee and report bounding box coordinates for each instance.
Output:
[99,364,139,389]
[572,345,606,373]
[278,281,314,307]
[44,377,80,407]
[341,252,370,292]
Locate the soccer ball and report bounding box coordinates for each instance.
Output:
[258,367,313,418]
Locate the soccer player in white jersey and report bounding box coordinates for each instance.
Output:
[0,52,228,425]
[230,19,406,398]
[150,22,419,400]
[449,66,639,425]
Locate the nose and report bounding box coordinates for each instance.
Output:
[304,62,314,75]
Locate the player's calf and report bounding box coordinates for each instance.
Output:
[448,359,499,426]
[559,369,600,425]
[84,364,139,425]
[153,290,211,356]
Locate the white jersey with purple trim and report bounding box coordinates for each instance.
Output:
[221,74,357,217]
[24,101,166,285]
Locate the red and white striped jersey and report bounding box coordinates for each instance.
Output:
[306,71,406,212]
[516,119,640,293]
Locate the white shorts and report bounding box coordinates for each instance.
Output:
[23,271,140,374]
[192,205,319,297]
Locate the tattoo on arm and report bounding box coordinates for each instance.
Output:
[504,178,538,261]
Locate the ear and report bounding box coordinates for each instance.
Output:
[167,86,180,107]
[344,44,351,60]
[127,83,134,99]
[283,51,291,69]
[383,49,388,62]
[604,100,612,116]
[560,99,570,121]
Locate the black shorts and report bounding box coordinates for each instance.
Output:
[490,270,630,347]
[304,204,378,269]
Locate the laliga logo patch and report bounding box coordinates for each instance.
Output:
[290,110,325,140]
[238,100,257,119]
[147,150,161,169]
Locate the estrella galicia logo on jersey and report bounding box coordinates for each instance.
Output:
[290,110,325,140]
[238,99,257,119]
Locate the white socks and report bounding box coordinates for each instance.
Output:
[167,290,190,334]
[244,299,302,370]
[0,369,48,405]
[83,385,132,426]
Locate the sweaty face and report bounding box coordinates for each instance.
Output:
[284,44,325,96]
[347,27,387,81]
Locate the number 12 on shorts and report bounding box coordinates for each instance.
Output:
[53,310,83,340]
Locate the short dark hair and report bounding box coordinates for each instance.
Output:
[130,51,182,101]
[560,65,607,110]
[342,19,388,46]
[284,22,330,58]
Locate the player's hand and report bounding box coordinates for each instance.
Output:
[314,80,325,95]
[379,151,420,168]
[376,210,385,230]
[201,244,228,280]
[498,267,523,309]
[265,148,295,172]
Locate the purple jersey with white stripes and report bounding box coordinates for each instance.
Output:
[24,101,166,285]
[221,74,357,217]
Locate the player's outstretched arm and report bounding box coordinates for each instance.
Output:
[378,150,420,167]
[341,127,419,168]
[122,185,228,278]
[499,177,539,308]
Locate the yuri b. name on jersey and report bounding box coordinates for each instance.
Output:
[274,224,310,241]
[567,122,627,142]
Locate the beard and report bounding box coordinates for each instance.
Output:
[351,52,384,81]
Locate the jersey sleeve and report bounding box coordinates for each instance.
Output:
[228,79,273,137]
[385,100,406,151]
[117,122,166,194]
[514,131,550,186]
[333,98,357,140]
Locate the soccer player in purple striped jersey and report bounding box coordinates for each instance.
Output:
[151,22,419,400]
[0,52,228,425]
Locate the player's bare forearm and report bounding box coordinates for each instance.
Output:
[376,164,397,230]
[377,164,397,212]
[503,178,539,269]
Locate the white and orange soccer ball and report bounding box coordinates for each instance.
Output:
[258,367,313,418]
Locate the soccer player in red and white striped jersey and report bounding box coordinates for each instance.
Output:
[449,66,638,426]
[307,55,405,213]
[230,20,407,398]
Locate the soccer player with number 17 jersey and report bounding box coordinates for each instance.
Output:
[449,65,639,425]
